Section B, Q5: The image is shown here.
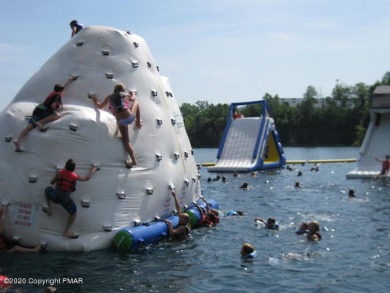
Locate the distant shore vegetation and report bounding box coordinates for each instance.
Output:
[180,71,390,148]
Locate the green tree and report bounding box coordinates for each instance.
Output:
[351,83,370,145]
[381,71,390,85]
[179,71,389,148]
[180,101,229,147]
[295,86,318,145]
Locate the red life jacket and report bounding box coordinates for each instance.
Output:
[43,91,62,111]
[0,274,11,289]
[57,169,78,192]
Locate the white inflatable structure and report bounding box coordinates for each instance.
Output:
[346,85,390,179]
[0,26,200,251]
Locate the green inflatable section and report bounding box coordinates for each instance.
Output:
[114,230,133,250]
[186,210,198,227]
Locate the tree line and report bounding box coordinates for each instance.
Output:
[180,72,390,148]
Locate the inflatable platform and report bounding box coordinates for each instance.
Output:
[347,85,390,179]
[0,26,203,251]
[208,100,286,172]
[114,199,219,250]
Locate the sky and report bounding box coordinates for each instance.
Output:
[0,0,389,110]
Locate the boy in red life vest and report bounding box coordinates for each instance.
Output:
[14,76,76,152]
[43,159,96,239]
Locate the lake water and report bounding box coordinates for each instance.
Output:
[1,147,390,293]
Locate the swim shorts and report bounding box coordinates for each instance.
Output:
[45,186,77,215]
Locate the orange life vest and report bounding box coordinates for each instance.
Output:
[57,169,78,192]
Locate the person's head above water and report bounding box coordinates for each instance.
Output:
[307,221,320,233]
[241,242,256,257]
[240,182,248,189]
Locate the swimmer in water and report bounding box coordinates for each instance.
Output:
[241,242,256,258]
[254,217,279,230]
[296,221,322,241]
[164,190,191,241]
[239,182,249,190]
[226,210,245,216]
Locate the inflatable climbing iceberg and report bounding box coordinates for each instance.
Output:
[0,26,200,251]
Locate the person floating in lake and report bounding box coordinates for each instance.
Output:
[0,205,43,253]
[374,155,390,178]
[348,189,355,198]
[70,20,84,37]
[193,196,220,227]
[43,159,97,239]
[226,210,245,217]
[164,190,191,241]
[199,196,220,220]
[294,181,301,188]
[241,242,256,258]
[91,83,142,168]
[296,221,322,241]
[13,77,76,152]
[254,217,279,230]
[310,165,320,172]
[240,182,249,190]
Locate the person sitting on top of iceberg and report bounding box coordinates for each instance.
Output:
[13,77,76,152]
[164,190,191,241]
[43,159,97,239]
[90,83,142,168]
[70,20,84,38]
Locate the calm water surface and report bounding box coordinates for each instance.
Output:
[1,147,390,293]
